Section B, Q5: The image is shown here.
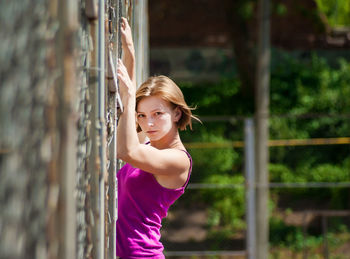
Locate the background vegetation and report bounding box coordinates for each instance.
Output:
[316,0,350,27]
[159,1,350,256]
[177,50,350,253]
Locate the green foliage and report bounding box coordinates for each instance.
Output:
[315,0,350,27]
[181,78,241,116]
[269,162,349,208]
[269,163,296,183]
[206,227,236,251]
[270,163,349,184]
[179,51,350,244]
[270,216,350,257]
[269,53,350,171]
[274,3,287,16]
[270,53,350,116]
[238,1,255,20]
[270,217,324,251]
[202,174,245,230]
[306,164,350,182]
[187,131,239,182]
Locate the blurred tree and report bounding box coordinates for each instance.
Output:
[315,0,350,27]
[224,0,256,112]
[223,0,330,111]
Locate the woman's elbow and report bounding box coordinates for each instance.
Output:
[117,147,127,160]
[117,148,133,162]
[117,142,140,162]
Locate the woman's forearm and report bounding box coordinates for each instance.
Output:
[120,17,136,85]
[117,17,138,161]
[122,48,135,85]
[117,97,139,160]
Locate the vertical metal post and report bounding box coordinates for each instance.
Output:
[114,1,126,257]
[255,0,271,259]
[106,1,122,257]
[89,0,105,257]
[89,17,99,259]
[98,0,106,258]
[133,0,149,87]
[106,64,117,259]
[107,95,117,259]
[57,1,78,258]
[322,216,329,259]
[245,118,256,259]
[302,212,308,259]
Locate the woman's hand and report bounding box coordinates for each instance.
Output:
[120,17,134,51]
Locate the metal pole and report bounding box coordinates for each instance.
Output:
[322,216,329,259]
[88,0,105,257]
[115,1,126,257]
[107,84,117,259]
[89,20,100,259]
[57,1,78,258]
[245,118,256,259]
[97,0,106,258]
[255,0,271,259]
[106,1,121,257]
[133,0,149,87]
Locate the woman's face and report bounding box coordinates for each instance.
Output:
[136,96,180,142]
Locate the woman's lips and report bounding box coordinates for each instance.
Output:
[146,130,157,134]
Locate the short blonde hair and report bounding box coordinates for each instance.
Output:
[135,75,198,132]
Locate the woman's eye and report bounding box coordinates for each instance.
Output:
[137,114,145,118]
[155,112,162,116]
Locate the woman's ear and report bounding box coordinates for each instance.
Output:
[174,107,182,122]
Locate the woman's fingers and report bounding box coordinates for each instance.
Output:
[117,66,128,84]
[121,17,129,30]
[117,60,128,77]
[118,58,125,69]
[117,59,134,92]
[117,61,126,79]
[120,17,133,47]
[121,17,128,28]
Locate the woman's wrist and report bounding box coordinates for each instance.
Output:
[121,91,136,107]
[123,44,135,56]
[121,100,136,116]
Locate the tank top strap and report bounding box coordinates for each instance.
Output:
[144,142,192,188]
[180,150,192,188]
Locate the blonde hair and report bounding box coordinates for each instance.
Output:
[135,75,199,132]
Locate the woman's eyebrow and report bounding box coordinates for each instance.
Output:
[151,108,168,113]
[137,108,165,113]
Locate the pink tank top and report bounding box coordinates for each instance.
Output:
[116,150,192,258]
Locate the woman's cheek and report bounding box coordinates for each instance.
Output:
[137,119,146,130]
[163,116,174,130]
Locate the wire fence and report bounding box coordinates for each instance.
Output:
[1,1,349,258]
[187,182,350,189]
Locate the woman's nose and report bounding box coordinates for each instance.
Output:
[147,117,154,126]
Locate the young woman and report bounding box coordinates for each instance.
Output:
[116,18,198,258]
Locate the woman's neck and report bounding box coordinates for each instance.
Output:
[150,129,184,150]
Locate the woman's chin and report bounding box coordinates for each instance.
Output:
[147,133,165,142]
[148,136,159,142]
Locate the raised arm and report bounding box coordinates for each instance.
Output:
[116,61,190,177]
[120,17,135,85]
[116,18,190,180]
[120,17,147,143]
